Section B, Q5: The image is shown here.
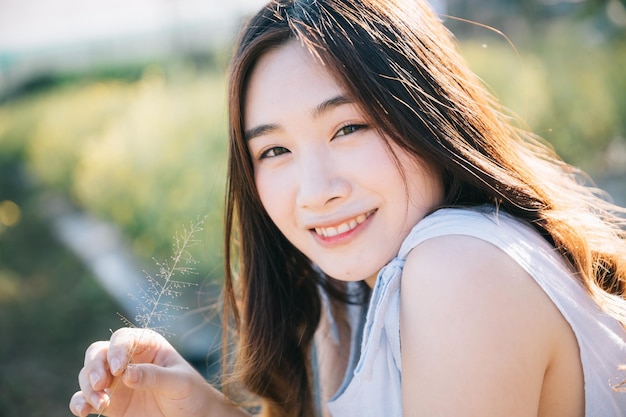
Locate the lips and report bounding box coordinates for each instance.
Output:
[314,209,376,238]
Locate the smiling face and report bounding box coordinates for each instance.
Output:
[244,41,443,287]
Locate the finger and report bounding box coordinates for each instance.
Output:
[69,391,98,417]
[122,362,196,398]
[84,341,113,391]
[108,328,166,375]
[107,328,145,375]
[78,367,110,412]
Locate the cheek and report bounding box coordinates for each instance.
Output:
[255,171,292,228]
[405,162,444,212]
[346,138,399,183]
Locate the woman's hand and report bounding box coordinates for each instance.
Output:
[69,328,246,417]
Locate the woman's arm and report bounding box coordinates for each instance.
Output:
[69,327,250,417]
[399,234,582,417]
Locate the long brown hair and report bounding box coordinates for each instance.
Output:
[223,0,626,416]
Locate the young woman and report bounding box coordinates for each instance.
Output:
[69,0,626,416]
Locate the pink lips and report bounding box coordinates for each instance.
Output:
[311,209,376,244]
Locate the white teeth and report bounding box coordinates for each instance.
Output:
[337,223,351,234]
[314,210,373,238]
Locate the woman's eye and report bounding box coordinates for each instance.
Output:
[259,146,290,159]
[335,124,366,138]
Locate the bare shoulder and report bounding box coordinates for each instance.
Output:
[399,234,583,417]
[401,234,567,328]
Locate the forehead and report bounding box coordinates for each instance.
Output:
[244,41,346,128]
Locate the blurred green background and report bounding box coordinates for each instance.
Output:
[1,0,625,415]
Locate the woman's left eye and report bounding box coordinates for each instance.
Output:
[259,146,290,159]
[334,124,366,138]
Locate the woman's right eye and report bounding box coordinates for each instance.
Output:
[259,146,290,159]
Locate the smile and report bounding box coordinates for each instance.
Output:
[314,210,376,237]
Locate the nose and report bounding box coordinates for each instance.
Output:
[295,149,350,209]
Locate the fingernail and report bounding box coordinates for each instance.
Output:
[75,403,83,415]
[110,358,121,374]
[126,364,141,384]
[92,395,105,411]
[89,371,100,388]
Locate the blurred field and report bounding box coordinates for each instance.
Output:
[0,172,122,416]
[0,4,625,416]
[0,61,230,416]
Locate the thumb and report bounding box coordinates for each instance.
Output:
[122,363,188,396]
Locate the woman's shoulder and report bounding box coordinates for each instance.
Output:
[399,207,571,342]
[398,233,583,415]
[398,205,557,324]
[399,205,537,257]
[400,231,559,319]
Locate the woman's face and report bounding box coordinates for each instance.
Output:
[244,41,443,287]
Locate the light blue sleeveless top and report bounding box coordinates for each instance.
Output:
[319,206,626,417]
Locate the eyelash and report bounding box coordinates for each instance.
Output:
[259,146,289,159]
[256,123,367,160]
[335,123,367,137]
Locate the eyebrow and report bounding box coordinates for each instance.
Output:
[244,124,280,142]
[311,95,353,118]
[244,95,354,142]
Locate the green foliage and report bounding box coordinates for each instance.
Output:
[0,191,121,417]
[0,64,229,281]
[460,19,626,173]
[68,67,228,269]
